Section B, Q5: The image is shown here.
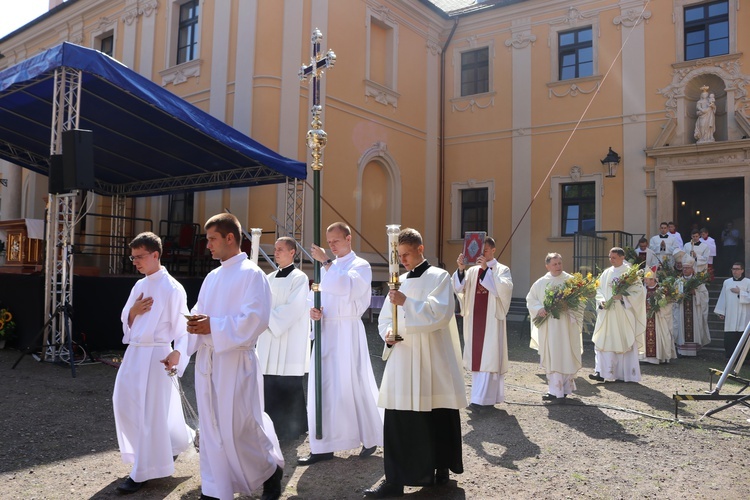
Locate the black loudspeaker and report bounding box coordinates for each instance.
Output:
[62,129,95,191]
[48,154,68,194]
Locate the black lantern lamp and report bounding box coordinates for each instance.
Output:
[601,147,621,178]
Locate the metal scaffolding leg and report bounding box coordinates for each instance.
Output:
[109,194,126,274]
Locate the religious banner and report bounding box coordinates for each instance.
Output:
[462,231,486,264]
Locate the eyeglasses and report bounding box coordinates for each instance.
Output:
[129,252,153,262]
[732,268,743,271]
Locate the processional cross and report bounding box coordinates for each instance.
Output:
[299,28,335,439]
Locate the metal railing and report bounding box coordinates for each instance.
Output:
[573,230,645,274]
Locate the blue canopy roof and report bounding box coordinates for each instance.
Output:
[0,42,306,197]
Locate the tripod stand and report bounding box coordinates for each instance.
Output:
[12,301,78,378]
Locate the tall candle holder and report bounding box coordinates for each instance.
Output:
[386,224,403,342]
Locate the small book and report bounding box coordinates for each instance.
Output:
[462,231,486,264]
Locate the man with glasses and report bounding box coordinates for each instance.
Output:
[714,263,750,360]
[113,232,194,494]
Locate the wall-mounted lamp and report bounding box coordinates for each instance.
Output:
[600,147,621,178]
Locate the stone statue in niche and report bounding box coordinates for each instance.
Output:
[694,86,716,144]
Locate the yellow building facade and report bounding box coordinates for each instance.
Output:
[0,0,748,296]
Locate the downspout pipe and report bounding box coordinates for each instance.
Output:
[438,18,459,268]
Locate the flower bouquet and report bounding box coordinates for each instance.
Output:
[600,262,644,310]
[0,306,17,344]
[679,271,710,303]
[645,277,681,319]
[533,272,597,327]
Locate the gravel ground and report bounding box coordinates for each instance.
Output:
[1,320,749,499]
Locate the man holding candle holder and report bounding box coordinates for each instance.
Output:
[365,227,466,498]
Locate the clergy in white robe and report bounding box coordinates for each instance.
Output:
[186,214,283,500]
[453,236,512,408]
[303,222,383,465]
[683,230,711,273]
[650,222,678,266]
[714,263,750,359]
[364,228,466,498]
[672,256,711,357]
[700,228,717,279]
[113,232,193,493]
[640,272,677,364]
[591,248,646,383]
[668,222,684,248]
[635,238,660,269]
[256,237,311,441]
[526,253,583,400]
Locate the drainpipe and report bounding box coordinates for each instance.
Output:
[437,18,459,268]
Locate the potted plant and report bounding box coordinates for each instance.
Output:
[0,306,17,349]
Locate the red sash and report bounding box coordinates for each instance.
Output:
[471,273,489,371]
[645,287,656,358]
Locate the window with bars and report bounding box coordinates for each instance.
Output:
[460,188,488,238]
[558,27,593,81]
[177,0,200,65]
[460,48,489,97]
[561,182,595,236]
[684,0,729,61]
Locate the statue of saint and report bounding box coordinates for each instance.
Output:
[694,86,716,144]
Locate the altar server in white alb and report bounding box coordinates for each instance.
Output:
[650,222,678,266]
[301,222,383,465]
[682,229,711,273]
[590,247,646,383]
[113,232,193,494]
[453,236,513,411]
[714,262,750,359]
[256,236,310,441]
[186,213,283,500]
[526,253,583,402]
[365,228,466,498]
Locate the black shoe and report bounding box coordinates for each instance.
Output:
[467,403,484,413]
[199,495,219,500]
[116,477,145,494]
[542,393,557,401]
[359,445,377,458]
[261,465,283,500]
[435,468,450,485]
[588,372,605,382]
[297,452,334,465]
[363,481,404,498]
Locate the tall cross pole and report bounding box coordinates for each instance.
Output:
[300,28,335,440]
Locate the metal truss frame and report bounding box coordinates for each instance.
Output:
[109,194,126,274]
[283,176,305,268]
[43,67,81,361]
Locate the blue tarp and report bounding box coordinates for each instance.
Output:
[0,42,306,196]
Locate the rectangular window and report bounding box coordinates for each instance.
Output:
[177,0,200,65]
[561,182,595,236]
[461,48,489,97]
[168,192,194,227]
[99,35,114,57]
[558,27,593,81]
[684,0,729,60]
[461,188,488,238]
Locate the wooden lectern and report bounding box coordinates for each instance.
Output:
[0,219,44,273]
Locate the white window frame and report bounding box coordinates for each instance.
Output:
[548,20,599,83]
[365,7,399,108]
[674,0,736,63]
[452,40,494,99]
[90,17,117,58]
[450,179,494,241]
[549,172,603,239]
[160,0,203,85]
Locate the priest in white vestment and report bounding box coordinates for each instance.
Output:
[453,236,512,410]
[527,253,583,401]
[590,247,646,383]
[673,255,711,357]
[186,214,283,500]
[302,222,383,465]
[700,228,717,280]
[113,232,193,494]
[714,262,750,359]
[640,268,677,364]
[682,229,711,273]
[257,237,311,441]
[650,222,678,267]
[635,237,660,269]
[364,228,466,498]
